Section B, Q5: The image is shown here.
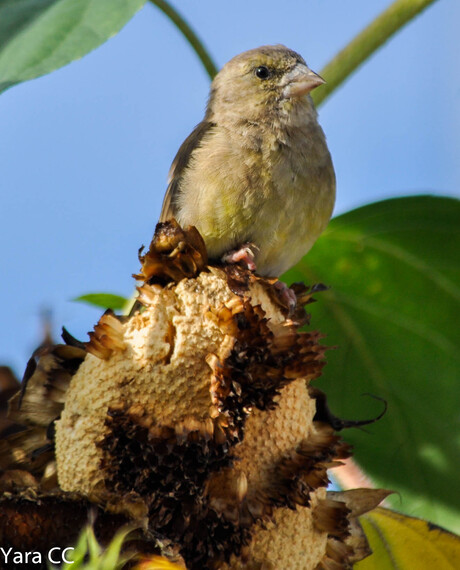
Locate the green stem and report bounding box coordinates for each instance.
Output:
[313,0,439,106]
[149,0,218,80]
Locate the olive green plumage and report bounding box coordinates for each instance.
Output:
[160,45,335,277]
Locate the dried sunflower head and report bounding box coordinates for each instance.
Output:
[1,221,387,569]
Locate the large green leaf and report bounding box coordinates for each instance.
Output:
[284,196,460,532]
[0,0,146,93]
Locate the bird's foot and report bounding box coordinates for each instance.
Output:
[222,243,258,272]
[273,280,297,314]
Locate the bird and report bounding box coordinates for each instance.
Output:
[160,44,335,280]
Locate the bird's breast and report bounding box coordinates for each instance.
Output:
[176,120,335,276]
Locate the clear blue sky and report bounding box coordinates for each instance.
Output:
[1,0,459,376]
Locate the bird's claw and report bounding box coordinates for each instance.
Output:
[273,280,297,314]
[222,243,258,272]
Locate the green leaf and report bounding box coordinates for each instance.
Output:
[73,292,128,310]
[99,526,134,570]
[60,525,135,570]
[59,525,88,569]
[356,507,460,569]
[284,196,460,532]
[0,0,146,94]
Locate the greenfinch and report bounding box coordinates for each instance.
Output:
[160,45,335,278]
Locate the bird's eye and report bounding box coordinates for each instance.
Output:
[255,66,271,80]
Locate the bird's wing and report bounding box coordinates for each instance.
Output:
[159,120,215,222]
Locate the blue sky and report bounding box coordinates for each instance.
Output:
[1,0,459,376]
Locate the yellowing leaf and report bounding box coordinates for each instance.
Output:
[355,507,460,569]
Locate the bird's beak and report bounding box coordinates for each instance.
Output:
[282,63,325,98]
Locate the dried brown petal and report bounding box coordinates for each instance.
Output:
[0,366,20,409]
[221,263,252,296]
[8,345,86,428]
[134,219,208,286]
[313,498,351,540]
[0,468,39,491]
[85,310,126,360]
[328,488,393,517]
[346,517,372,564]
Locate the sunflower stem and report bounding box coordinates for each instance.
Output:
[149,0,218,80]
[313,0,439,106]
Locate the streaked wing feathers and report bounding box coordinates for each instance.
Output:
[159,121,214,222]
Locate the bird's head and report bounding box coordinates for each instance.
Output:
[206,45,325,123]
